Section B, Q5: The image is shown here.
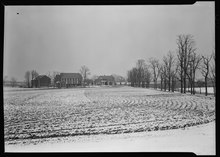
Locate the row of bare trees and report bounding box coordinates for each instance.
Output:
[127,34,215,96]
[3,75,17,87]
[176,34,215,96]
[160,51,177,92]
[127,59,151,88]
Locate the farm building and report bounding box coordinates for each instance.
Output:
[55,73,83,88]
[95,75,116,85]
[31,75,51,88]
[112,75,126,85]
[84,79,94,86]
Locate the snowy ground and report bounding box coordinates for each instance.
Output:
[5,121,215,154]
[190,87,214,94]
[4,86,215,154]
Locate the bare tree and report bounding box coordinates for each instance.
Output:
[45,71,60,87]
[31,70,39,80]
[91,75,98,85]
[159,66,164,91]
[127,70,133,86]
[209,51,215,96]
[186,52,202,94]
[176,49,184,93]
[80,65,91,86]
[127,67,138,87]
[143,64,152,88]
[196,79,204,94]
[11,77,17,87]
[159,62,166,91]
[163,51,176,92]
[149,58,161,89]
[31,70,39,87]
[25,71,31,88]
[51,71,60,87]
[53,72,61,88]
[171,63,179,92]
[160,64,168,91]
[176,34,196,93]
[201,54,212,96]
[136,59,145,87]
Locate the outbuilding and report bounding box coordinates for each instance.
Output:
[31,75,51,88]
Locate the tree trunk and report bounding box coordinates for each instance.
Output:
[164,79,167,91]
[183,73,186,93]
[168,77,171,92]
[192,81,195,95]
[180,70,183,93]
[192,74,195,95]
[205,77,208,96]
[172,77,175,92]
[142,81,145,88]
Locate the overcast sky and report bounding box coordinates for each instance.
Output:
[4,2,215,81]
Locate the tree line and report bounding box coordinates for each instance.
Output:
[20,65,127,88]
[127,34,215,96]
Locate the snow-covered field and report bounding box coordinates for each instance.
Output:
[4,86,215,154]
[5,121,215,155]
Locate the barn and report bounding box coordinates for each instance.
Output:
[31,75,51,88]
[56,73,83,88]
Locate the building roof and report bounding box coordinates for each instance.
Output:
[97,75,115,81]
[34,75,50,80]
[60,73,82,79]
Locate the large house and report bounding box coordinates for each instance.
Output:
[55,73,83,88]
[31,75,51,88]
[95,75,115,85]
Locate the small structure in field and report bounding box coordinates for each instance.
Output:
[95,75,116,85]
[55,73,83,88]
[31,75,51,88]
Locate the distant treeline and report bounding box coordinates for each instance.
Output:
[127,34,215,96]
